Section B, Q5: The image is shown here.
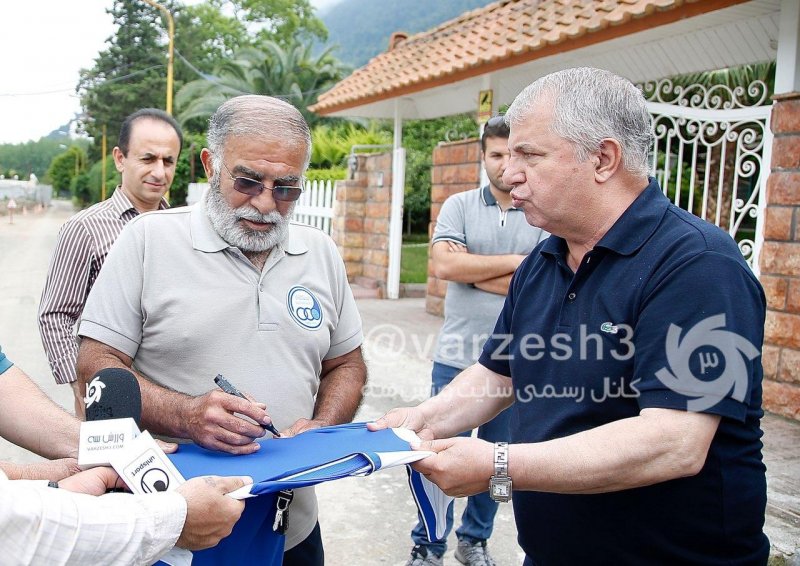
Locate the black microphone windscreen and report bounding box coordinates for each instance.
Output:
[84,368,142,427]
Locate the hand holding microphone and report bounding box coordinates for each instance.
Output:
[69,368,250,552]
[78,368,143,468]
[79,368,185,494]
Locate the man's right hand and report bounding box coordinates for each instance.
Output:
[183,390,272,454]
[176,475,251,550]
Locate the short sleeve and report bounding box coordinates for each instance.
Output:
[632,252,765,421]
[325,238,363,360]
[78,221,146,358]
[431,193,467,246]
[477,267,521,377]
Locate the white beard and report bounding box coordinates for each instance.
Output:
[204,177,294,252]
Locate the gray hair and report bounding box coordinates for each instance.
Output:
[207,95,312,175]
[506,67,652,177]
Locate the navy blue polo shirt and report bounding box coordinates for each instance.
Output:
[479,180,768,564]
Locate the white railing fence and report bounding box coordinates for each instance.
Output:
[641,79,773,273]
[186,179,338,236]
[293,179,337,235]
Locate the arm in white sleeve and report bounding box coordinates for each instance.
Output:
[0,473,187,565]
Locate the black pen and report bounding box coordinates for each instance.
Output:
[214,374,281,437]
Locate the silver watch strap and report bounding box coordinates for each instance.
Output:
[494,442,509,477]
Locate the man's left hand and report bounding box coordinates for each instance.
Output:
[280,418,327,438]
[411,437,495,497]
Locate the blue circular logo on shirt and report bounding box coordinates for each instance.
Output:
[287,286,323,330]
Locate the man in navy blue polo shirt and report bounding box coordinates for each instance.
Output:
[372,67,768,565]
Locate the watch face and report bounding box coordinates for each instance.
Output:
[490,477,512,502]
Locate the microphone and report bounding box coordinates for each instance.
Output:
[78,368,143,467]
[85,368,142,426]
[79,368,186,493]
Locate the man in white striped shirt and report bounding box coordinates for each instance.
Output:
[38,108,183,416]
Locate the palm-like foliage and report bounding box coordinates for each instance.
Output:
[176,40,347,128]
[667,61,775,103]
[311,123,392,169]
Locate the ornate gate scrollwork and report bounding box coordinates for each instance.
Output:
[640,79,773,271]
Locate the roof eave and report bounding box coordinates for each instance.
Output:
[311,0,752,117]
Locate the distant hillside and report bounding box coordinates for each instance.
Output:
[318,0,494,69]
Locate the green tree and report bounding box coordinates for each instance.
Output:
[71,172,93,206]
[231,0,327,46]
[0,138,76,180]
[167,132,207,206]
[47,147,87,194]
[176,41,347,129]
[84,156,121,206]
[310,122,391,169]
[77,0,172,157]
[399,114,478,234]
[173,2,249,84]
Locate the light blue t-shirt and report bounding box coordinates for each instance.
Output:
[433,186,549,369]
[0,346,13,375]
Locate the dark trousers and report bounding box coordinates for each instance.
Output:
[283,522,324,566]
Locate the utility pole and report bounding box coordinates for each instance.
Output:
[142,0,174,114]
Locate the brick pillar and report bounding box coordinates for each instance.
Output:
[332,154,366,280]
[362,152,393,292]
[425,138,481,316]
[760,92,800,421]
[331,152,393,295]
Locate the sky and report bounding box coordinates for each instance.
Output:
[0,0,340,145]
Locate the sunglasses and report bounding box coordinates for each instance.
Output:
[222,162,304,202]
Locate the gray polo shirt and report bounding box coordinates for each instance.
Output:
[433,186,549,369]
[79,200,363,550]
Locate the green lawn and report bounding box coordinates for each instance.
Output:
[401,243,429,284]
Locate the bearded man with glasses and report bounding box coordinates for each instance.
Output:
[75,95,366,565]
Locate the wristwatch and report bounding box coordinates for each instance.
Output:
[489,442,512,502]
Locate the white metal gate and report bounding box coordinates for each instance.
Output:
[641,79,773,274]
[293,179,336,235]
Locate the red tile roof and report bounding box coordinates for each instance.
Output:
[311,0,747,115]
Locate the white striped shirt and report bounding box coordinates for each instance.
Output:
[38,188,168,384]
[0,470,186,565]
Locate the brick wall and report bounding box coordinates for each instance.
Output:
[425,138,481,316]
[331,152,393,295]
[760,92,800,421]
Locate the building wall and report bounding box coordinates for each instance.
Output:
[331,152,394,295]
[425,138,481,316]
[760,93,800,421]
